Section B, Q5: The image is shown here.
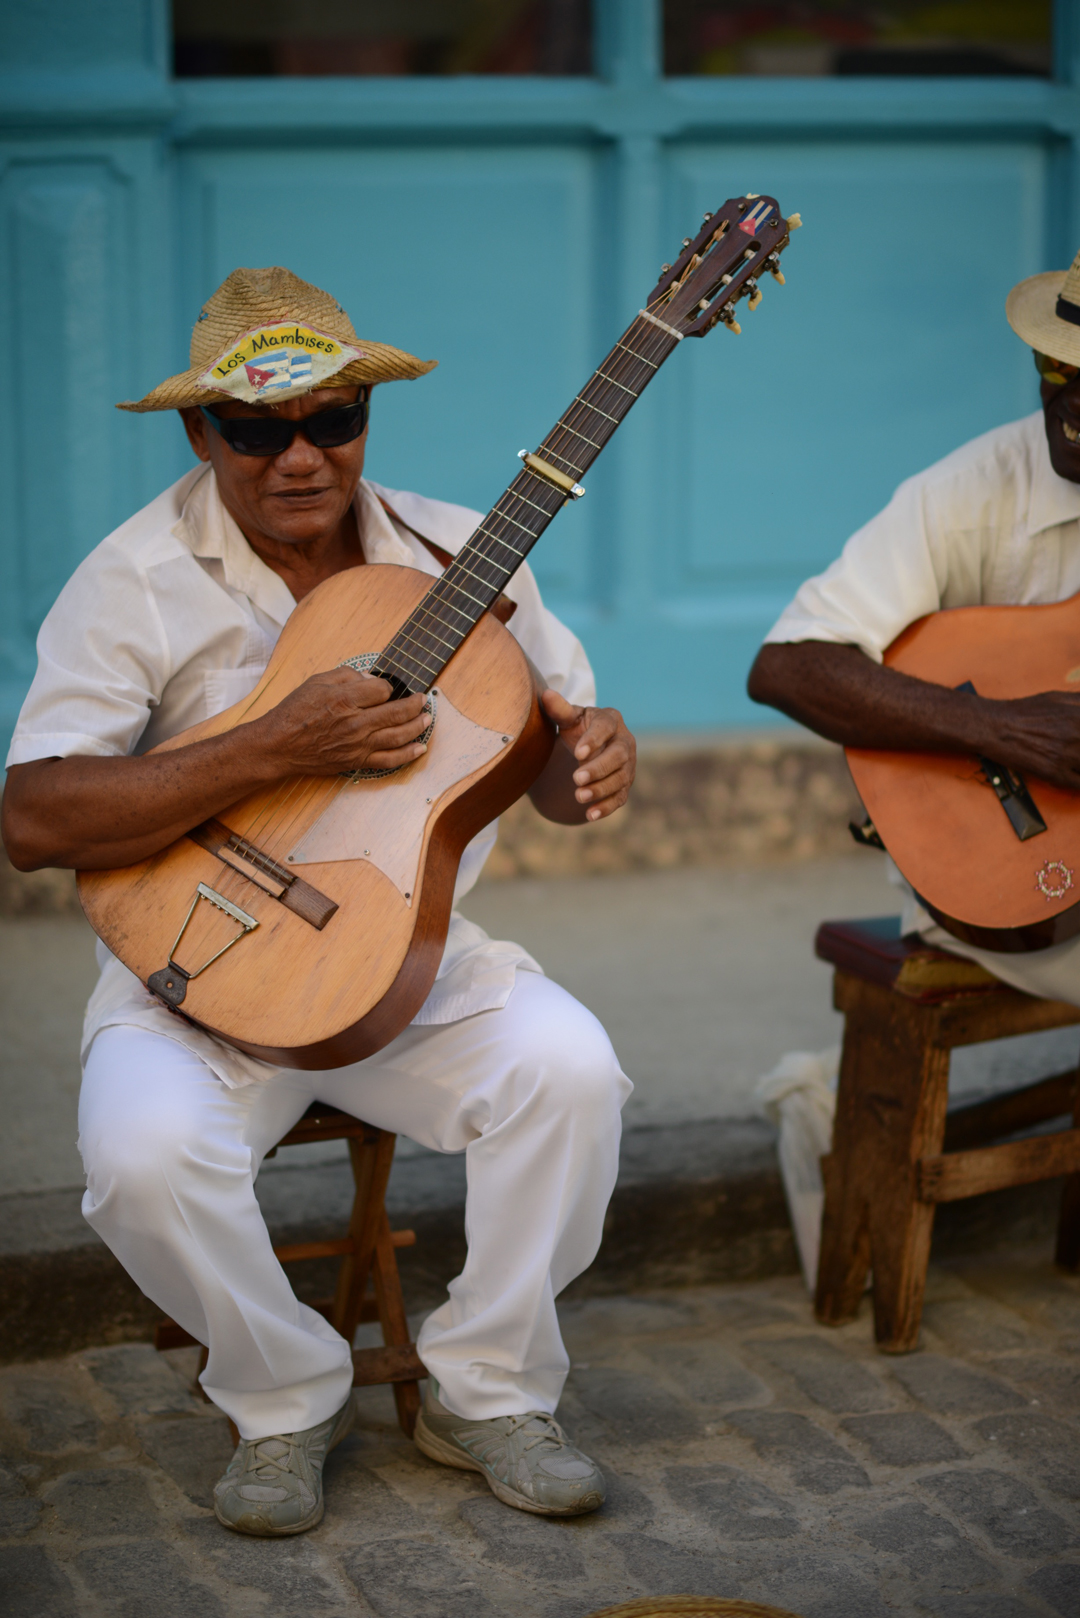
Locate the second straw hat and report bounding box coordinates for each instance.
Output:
[118,266,436,413]
[1007,247,1080,369]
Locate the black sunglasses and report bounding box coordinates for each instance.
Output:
[199,393,369,457]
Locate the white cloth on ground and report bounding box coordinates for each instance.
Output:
[764,410,1080,1004]
[79,970,631,1437]
[754,1048,838,1291]
[8,466,596,1087]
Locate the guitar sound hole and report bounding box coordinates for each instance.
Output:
[337,652,437,782]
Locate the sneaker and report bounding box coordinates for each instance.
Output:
[214,1394,354,1536]
[414,1379,605,1517]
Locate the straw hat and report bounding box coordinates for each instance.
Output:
[118,265,436,413]
[1007,249,1080,368]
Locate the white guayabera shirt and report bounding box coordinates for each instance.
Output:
[8,468,596,1087]
[764,409,1080,942]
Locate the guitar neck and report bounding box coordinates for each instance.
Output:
[373,309,682,696]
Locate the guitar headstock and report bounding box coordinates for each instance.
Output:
[646,195,800,337]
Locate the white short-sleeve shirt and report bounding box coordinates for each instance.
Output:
[765,411,1080,659]
[8,467,597,1086]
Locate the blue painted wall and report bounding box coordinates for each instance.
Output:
[1,0,1078,739]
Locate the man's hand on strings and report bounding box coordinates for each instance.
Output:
[255,667,430,776]
[531,689,637,824]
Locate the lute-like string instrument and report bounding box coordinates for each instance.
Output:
[79,194,800,1065]
[848,598,1080,953]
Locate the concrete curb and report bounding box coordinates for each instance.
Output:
[0,1118,1067,1362]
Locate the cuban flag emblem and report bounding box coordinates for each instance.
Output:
[739,199,773,236]
[243,350,313,394]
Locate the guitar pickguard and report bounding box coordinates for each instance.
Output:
[285,689,509,902]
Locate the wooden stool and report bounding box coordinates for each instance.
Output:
[154,1103,427,1436]
[814,916,1080,1353]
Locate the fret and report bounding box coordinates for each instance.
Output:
[413,594,475,633]
[517,473,563,505]
[489,507,539,539]
[474,524,524,557]
[501,488,557,520]
[432,577,492,614]
[614,340,658,369]
[551,421,601,451]
[381,648,439,686]
[573,394,619,426]
[535,445,583,475]
[395,622,458,660]
[447,549,509,585]
[593,369,639,398]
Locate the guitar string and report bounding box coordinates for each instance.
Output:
[253,314,680,873]
[383,222,752,682]
[380,321,671,690]
[218,307,687,887]
[377,314,677,691]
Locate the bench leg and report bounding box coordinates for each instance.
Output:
[372,1209,423,1438]
[816,978,950,1352]
[334,1130,424,1438]
[332,1129,396,1343]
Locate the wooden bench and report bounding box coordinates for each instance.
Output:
[155,1103,427,1435]
[814,916,1080,1352]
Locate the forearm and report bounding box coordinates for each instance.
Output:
[3,724,287,870]
[747,641,1004,756]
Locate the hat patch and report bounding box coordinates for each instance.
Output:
[199,323,365,404]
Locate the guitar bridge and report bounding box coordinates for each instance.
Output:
[187,819,338,929]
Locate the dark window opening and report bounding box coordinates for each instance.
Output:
[663,1,1051,78]
[173,0,592,78]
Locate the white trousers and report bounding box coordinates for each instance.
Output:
[78,971,630,1439]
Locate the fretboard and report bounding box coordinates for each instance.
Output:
[373,309,681,697]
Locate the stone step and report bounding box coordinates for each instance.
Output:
[0,1118,1067,1362]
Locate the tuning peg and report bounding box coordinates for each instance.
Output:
[765,253,785,284]
[702,212,712,223]
[719,307,742,334]
[659,263,671,275]
[681,237,692,248]
[786,212,803,230]
[746,281,762,311]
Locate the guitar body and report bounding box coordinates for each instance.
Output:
[77,564,555,1067]
[847,593,1080,952]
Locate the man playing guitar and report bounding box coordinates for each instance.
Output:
[1,267,637,1535]
[749,248,1080,997]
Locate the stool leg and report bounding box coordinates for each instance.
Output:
[332,1130,396,1345]
[816,977,950,1353]
[1055,1068,1080,1271]
[371,1209,423,1439]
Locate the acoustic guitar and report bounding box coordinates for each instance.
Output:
[847,597,1080,953]
[79,193,800,1066]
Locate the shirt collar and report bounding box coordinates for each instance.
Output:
[1028,413,1080,536]
[173,467,308,628]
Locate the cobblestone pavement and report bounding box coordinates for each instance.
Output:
[2,1252,1079,1618]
